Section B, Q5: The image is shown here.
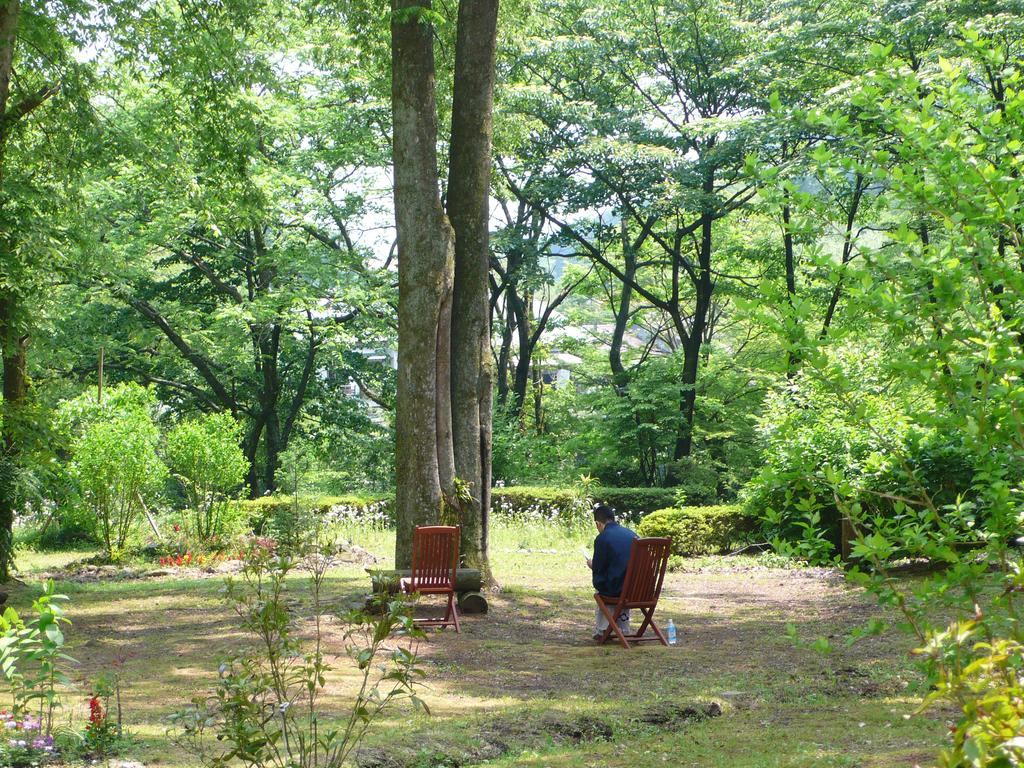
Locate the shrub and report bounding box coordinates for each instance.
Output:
[597,487,677,520]
[164,413,249,542]
[743,372,982,561]
[490,485,588,527]
[15,501,96,551]
[22,384,162,552]
[235,486,696,538]
[71,406,166,557]
[637,505,756,556]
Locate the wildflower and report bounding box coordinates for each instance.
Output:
[88,696,103,724]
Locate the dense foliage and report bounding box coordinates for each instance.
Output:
[0,0,1020,764]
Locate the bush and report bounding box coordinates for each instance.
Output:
[234,487,697,541]
[70,402,166,557]
[598,487,677,520]
[743,372,982,561]
[637,505,756,556]
[164,413,249,542]
[0,580,73,743]
[15,501,96,551]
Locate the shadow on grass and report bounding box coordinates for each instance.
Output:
[2,560,942,768]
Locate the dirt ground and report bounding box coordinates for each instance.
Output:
[9,544,946,767]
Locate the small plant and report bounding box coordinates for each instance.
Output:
[0,711,56,766]
[0,581,75,732]
[82,694,118,757]
[440,477,475,526]
[172,540,426,767]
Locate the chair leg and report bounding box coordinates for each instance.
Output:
[635,608,653,638]
[595,596,631,649]
[641,608,668,646]
[449,592,461,634]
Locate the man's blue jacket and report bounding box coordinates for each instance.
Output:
[592,521,638,597]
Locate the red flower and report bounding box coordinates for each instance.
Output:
[173,524,181,533]
[88,696,103,725]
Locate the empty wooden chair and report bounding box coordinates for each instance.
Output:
[401,525,461,633]
[594,536,672,649]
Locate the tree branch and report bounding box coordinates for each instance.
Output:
[127,296,239,413]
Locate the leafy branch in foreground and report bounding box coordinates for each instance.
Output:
[768,22,1024,768]
[171,544,426,768]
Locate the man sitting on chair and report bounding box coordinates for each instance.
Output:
[586,503,638,642]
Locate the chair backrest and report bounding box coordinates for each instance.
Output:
[410,525,460,589]
[620,537,672,607]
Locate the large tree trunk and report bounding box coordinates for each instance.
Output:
[392,0,457,569]
[0,295,25,580]
[0,0,20,581]
[447,0,498,572]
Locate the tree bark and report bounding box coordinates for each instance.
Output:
[494,285,513,407]
[610,220,637,391]
[0,0,21,581]
[243,415,265,499]
[0,296,25,580]
[510,288,533,419]
[447,0,498,572]
[0,0,19,154]
[392,0,457,568]
[258,325,282,493]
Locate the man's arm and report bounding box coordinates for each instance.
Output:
[591,537,609,591]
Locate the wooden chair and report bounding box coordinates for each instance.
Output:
[401,525,461,633]
[594,536,672,649]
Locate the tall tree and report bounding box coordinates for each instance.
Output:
[500,0,776,480]
[447,0,500,567]
[391,0,499,569]
[70,0,392,495]
[0,0,91,579]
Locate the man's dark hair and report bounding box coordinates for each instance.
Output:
[592,503,616,524]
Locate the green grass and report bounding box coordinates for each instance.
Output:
[3,523,945,768]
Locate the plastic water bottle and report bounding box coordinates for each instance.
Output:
[666,619,677,646]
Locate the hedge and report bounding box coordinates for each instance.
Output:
[234,486,682,532]
[491,485,676,524]
[636,505,757,556]
[233,494,394,534]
